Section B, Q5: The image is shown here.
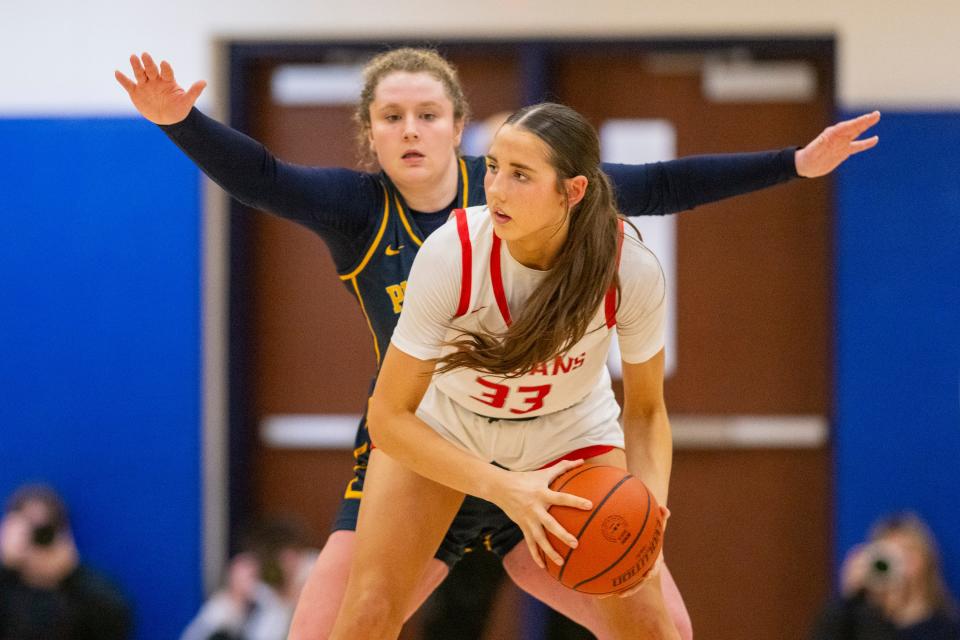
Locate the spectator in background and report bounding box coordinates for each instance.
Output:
[811,512,960,640]
[181,518,317,640]
[0,484,133,640]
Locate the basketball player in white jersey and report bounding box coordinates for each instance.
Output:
[330,102,679,639]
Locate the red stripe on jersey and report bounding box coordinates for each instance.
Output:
[490,232,512,326]
[454,209,472,317]
[539,444,617,469]
[604,219,626,328]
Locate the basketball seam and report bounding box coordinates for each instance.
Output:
[556,473,632,584]
[571,486,653,592]
[552,465,600,493]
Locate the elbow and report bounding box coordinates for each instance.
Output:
[366,394,398,452]
[622,401,669,430]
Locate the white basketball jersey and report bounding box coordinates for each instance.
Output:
[392,205,665,420]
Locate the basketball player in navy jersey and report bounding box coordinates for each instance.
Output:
[116,49,879,639]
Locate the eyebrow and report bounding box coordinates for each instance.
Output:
[376,101,444,111]
[485,154,538,174]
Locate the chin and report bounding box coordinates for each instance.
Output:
[393,164,435,182]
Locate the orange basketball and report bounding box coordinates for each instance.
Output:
[543,464,664,595]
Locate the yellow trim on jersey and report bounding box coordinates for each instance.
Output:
[394,195,423,247]
[353,442,369,460]
[344,442,371,499]
[348,276,382,365]
[344,476,363,500]
[339,186,390,281]
[459,157,469,208]
[394,158,469,247]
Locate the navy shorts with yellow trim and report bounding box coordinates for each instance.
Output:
[332,415,523,567]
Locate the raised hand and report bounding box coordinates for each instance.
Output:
[795,111,880,178]
[490,459,594,569]
[115,52,206,125]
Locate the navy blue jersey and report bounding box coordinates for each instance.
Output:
[337,157,486,365]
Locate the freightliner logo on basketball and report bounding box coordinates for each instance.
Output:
[611,520,663,588]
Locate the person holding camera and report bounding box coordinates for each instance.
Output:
[0,484,133,640]
[811,513,960,640]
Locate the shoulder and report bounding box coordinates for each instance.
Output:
[421,205,490,251]
[336,168,388,200]
[618,223,664,285]
[616,223,666,317]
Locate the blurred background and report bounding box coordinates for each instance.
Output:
[1,2,957,639]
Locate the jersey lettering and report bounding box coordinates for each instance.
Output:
[525,353,588,376]
[471,377,553,414]
[471,377,510,409]
[385,281,407,314]
[510,384,552,414]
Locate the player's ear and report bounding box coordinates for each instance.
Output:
[453,117,465,148]
[564,175,588,208]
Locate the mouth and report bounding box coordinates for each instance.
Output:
[491,207,512,225]
[401,150,425,162]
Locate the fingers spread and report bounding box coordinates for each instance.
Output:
[130,54,147,84]
[115,71,135,93]
[159,60,176,83]
[551,490,592,511]
[547,458,584,483]
[535,528,564,566]
[850,136,879,154]
[541,512,578,549]
[185,80,207,103]
[526,537,545,570]
[839,110,881,137]
[142,52,160,80]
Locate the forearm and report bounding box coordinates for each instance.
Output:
[160,108,282,209]
[608,148,798,217]
[622,407,673,507]
[369,407,509,502]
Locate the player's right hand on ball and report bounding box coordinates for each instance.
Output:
[115,52,206,125]
[491,459,594,570]
[600,505,670,599]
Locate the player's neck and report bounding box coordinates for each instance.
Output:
[506,230,567,271]
[395,156,460,213]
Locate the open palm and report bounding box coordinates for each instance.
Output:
[115,52,206,125]
[795,111,881,178]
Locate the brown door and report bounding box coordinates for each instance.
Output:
[552,49,834,639]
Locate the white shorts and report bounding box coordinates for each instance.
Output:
[415,368,624,472]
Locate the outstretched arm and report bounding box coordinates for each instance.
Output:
[607,111,881,216]
[114,53,378,244]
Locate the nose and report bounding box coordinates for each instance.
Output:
[402,114,419,141]
[484,167,502,201]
